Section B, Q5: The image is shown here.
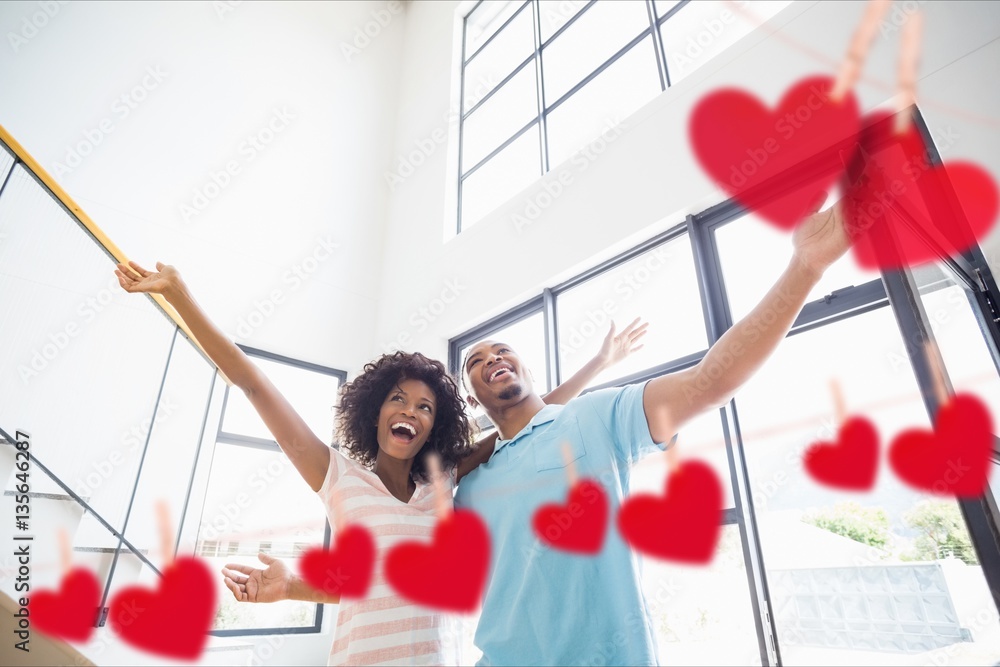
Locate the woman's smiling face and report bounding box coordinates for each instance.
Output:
[375,378,437,461]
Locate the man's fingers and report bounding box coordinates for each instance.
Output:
[257,551,277,565]
[803,190,828,219]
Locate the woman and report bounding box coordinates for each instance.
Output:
[115,260,647,666]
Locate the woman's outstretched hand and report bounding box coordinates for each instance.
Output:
[115,260,182,298]
[222,552,292,604]
[596,317,649,369]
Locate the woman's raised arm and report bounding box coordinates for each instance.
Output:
[116,261,330,492]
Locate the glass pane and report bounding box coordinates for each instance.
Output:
[642,524,762,664]
[465,0,526,60]
[221,355,341,444]
[556,235,707,387]
[122,338,216,555]
[0,145,13,183]
[912,262,1000,428]
[0,164,177,527]
[661,1,792,85]
[461,124,541,230]
[734,307,1000,663]
[655,0,682,17]
[196,443,328,630]
[546,35,661,168]
[538,0,588,43]
[459,310,551,418]
[465,4,535,113]
[715,189,883,323]
[462,64,538,172]
[543,0,650,104]
[631,407,736,508]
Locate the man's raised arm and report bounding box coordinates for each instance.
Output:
[643,199,852,444]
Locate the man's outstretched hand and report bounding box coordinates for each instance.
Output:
[791,198,851,278]
[222,552,292,604]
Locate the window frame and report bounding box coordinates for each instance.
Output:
[208,344,346,638]
[447,107,1000,665]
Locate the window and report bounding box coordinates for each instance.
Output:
[456,0,793,232]
[198,346,345,635]
[455,304,552,429]
[448,108,1000,663]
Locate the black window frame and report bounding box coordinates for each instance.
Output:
[448,107,1000,664]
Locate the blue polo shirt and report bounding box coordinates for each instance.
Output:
[453,382,667,666]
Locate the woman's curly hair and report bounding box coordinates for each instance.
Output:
[336,352,475,482]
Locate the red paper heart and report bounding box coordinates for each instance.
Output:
[531,479,609,554]
[384,510,490,613]
[689,75,859,229]
[107,556,216,660]
[888,394,993,498]
[300,524,376,599]
[804,417,880,491]
[843,112,998,270]
[30,567,100,642]
[617,460,723,564]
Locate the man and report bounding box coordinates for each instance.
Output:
[454,195,850,665]
[223,195,851,665]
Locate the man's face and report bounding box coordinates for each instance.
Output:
[463,340,535,413]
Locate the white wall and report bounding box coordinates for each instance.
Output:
[1,2,410,665]
[0,0,408,376]
[375,0,1000,364]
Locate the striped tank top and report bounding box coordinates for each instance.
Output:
[316,448,458,666]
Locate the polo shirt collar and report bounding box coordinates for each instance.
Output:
[494,403,562,453]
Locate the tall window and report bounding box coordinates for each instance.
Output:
[198,346,345,635]
[447,111,1000,663]
[456,0,792,232]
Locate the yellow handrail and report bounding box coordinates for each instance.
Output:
[0,122,232,385]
